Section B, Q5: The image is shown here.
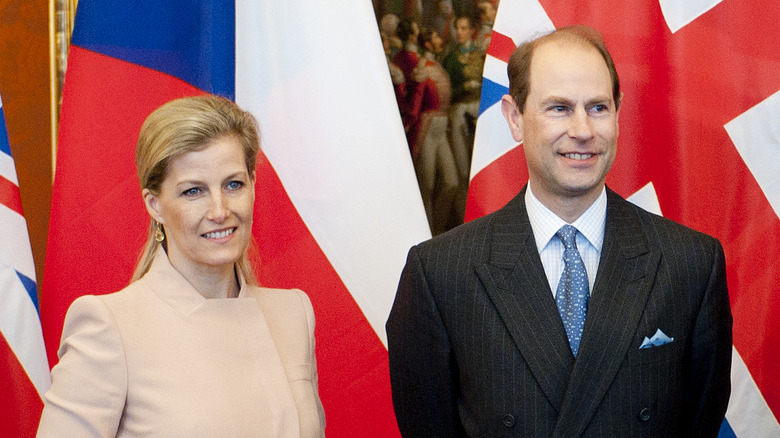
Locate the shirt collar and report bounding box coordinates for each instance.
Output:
[525,183,607,252]
[458,40,474,53]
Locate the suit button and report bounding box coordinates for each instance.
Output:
[639,408,651,422]
[502,414,515,428]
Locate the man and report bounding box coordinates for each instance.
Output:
[419,27,445,62]
[407,27,458,236]
[442,15,484,210]
[387,25,732,437]
[442,15,483,105]
[407,27,451,147]
[393,18,422,85]
[431,0,456,52]
[476,0,496,51]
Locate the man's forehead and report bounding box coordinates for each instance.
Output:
[534,38,601,62]
[530,40,607,77]
[524,40,613,102]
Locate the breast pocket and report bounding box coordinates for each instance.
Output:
[624,335,687,367]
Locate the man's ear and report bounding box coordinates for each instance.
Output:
[615,91,624,136]
[500,95,524,143]
[142,188,164,224]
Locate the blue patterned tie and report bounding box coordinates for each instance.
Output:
[555,225,590,357]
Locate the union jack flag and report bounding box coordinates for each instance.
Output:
[470,0,780,436]
[0,92,50,436]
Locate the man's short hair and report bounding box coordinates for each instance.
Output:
[507,25,621,113]
[418,27,437,48]
[397,18,418,42]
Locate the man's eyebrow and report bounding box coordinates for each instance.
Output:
[585,96,613,106]
[539,96,574,106]
[538,95,614,108]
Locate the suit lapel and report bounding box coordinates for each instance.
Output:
[552,189,661,437]
[477,189,575,412]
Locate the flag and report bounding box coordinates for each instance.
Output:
[41,1,430,436]
[470,0,780,436]
[0,93,50,436]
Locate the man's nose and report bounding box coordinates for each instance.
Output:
[567,108,595,140]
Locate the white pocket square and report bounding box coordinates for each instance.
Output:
[639,328,674,349]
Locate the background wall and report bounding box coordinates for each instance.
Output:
[0,0,52,288]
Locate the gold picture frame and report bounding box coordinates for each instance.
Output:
[49,0,77,176]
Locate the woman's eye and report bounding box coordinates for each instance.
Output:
[182,187,201,196]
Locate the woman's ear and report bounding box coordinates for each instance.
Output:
[500,94,524,143]
[142,188,164,224]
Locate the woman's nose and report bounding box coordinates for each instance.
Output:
[207,193,230,222]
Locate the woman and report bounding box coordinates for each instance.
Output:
[38,95,326,437]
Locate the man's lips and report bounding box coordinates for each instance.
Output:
[560,152,595,160]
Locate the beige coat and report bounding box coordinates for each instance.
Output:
[38,249,325,437]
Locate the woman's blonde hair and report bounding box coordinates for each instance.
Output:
[131,95,261,285]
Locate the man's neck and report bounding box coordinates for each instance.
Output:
[529,183,605,224]
[458,40,474,52]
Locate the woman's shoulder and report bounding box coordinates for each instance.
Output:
[68,279,147,313]
[247,286,313,314]
[247,286,316,340]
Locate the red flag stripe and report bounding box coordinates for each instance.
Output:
[0,333,43,438]
[486,30,517,64]
[0,174,23,216]
[42,46,205,365]
[465,146,527,222]
[253,149,400,436]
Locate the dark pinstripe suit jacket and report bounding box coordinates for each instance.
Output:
[387,187,732,437]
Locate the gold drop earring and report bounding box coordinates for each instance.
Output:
[154,221,165,242]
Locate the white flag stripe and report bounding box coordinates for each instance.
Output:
[492,0,554,47]
[483,55,509,88]
[726,347,780,437]
[725,89,780,221]
[0,205,36,280]
[626,182,663,216]
[235,1,431,346]
[658,0,725,33]
[0,266,50,398]
[471,102,516,179]
[0,151,20,185]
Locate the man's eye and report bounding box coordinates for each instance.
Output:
[227,181,244,190]
[550,105,568,112]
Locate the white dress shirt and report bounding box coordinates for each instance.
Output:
[525,184,607,297]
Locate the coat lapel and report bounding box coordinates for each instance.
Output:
[552,189,661,437]
[477,189,575,412]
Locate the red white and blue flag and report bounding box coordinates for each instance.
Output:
[42,1,430,436]
[0,93,50,436]
[471,0,780,436]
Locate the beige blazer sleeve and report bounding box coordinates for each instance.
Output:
[254,288,326,438]
[37,295,127,438]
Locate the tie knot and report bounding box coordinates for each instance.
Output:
[557,225,579,250]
